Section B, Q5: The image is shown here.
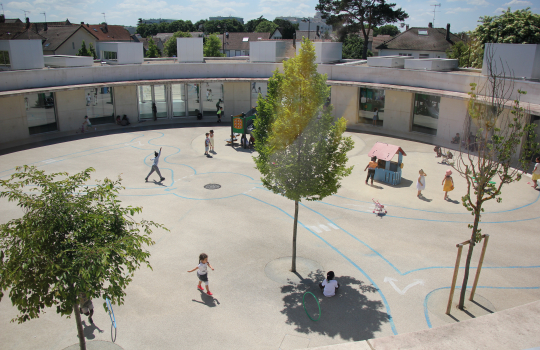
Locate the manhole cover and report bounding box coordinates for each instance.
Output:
[204,184,221,190]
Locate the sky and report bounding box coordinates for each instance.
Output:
[1,0,538,32]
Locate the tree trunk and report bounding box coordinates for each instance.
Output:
[291,200,299,272]
[362,36,369,60]
[74,303,86,350]
[458,208,481,310]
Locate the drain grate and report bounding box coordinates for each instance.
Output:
[204,184,221,190]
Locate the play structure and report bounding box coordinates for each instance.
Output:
[367,142,407,185]
[229,108,256,149]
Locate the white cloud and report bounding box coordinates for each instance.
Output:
[493,7,505,13]
[447,0,490,4]
[503,0,532,5]
[6,1,33,10]
[445,7,476,14]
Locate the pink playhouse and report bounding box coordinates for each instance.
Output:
[368,142,407,185]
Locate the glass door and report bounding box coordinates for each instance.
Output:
[138,85,169,120]
[172,84,187,117]
[202,82,224,117]
[154,85,167,119]
[138,85,153,120]
[187,83,200,117]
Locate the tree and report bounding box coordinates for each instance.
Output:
[342,34,372,59]
[146,37,160,58]
[203,19,244,34]
[273,19,299,39]
[77,40,91,57]
[88,43,97,59]
[450,46,538,310]
[245,16,266,32]
[253,38,354,272]
[194,19,207,31]
[136,23,149,38]
[163,31,192,57]
[254,20,278,33]
[317,0,408,59]
[204,33,225,57]
[0,166,167,350]
[374,24,399,36]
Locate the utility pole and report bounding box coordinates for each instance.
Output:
[302,17,311,41]
[430,3,441,28]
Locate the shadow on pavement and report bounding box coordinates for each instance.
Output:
[82,320,104,340]
[280,271,389,342]
[394,178,413,188]
[192,292,220,307]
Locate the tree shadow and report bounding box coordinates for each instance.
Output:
[280,271,390,342]
[82,320,104,340]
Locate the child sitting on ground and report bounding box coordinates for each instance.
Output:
[319,271,340,297]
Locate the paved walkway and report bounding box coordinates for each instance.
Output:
[0,126,539,350]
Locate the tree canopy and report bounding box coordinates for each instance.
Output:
[342,34,372,59]
[136,20,195,37]
[374,24,400,36]
[163,31,193,57]
[253,38,354,271]
[317,0,408,59]
[0,166,166,349]
[255,20,278,33]
[273,19,299,39]
[204,34,225,57]
[245,16,267,32]
[76,40,91,57]
[146,37,160,58]
[202,19,244,34]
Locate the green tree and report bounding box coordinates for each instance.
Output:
[77,40,91,57]
[0,166,167,350]
[245,16,266,32]
[146,37,160,58]
[194,19,207,31]
[342,34,372,58]
[136,23,149,37]
[450,47,538,310]
[273,19,299,39]
[254,20,278,33]
[204,33,225,57]
[88,43,97,59]
[253,38,354,272]
[163,31,193,57]
[374,24,399,36]
[317,0,408,59]
[203,19,244,34]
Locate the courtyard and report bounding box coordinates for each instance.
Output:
[0,126,539,350]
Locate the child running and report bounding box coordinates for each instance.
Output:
[209,130,215,153]
[188,253,215,295]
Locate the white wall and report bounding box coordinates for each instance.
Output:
[224,82,250,117]
[331,85,358,125]
[0,95,28,144]
[44,55,93,67]
[97,42,143,65]
[250,41,287,63]
[0,40,44,70]
[297,42,342,64]
[482,44,540,79]
[54,29,97,56]
[378,49,447,59]
[177,37,203,63]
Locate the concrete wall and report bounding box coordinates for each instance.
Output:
[380,90,413,133]
[0,95,28,144]
[379,49,447,59]
[250,41,288,63]
[482,44,540,79]
[44,55,94,67]
[224,82,250,117]
[331,85,358,125]
[0,40,44,70]
[437,97,468,143]
[177,38,203,63]
[54,29,97,56]
[55,89,88,131]
[97,42,143,64]
[113,85,138,121]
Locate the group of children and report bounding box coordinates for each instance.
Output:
[415,169,455,200]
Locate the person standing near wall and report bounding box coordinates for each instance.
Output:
[152,103,157,121]
[372,108,379,126]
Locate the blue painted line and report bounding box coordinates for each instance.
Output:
[424,285,540,328]
[242,193,398,335]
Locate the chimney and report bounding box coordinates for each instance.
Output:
[406,25,409,30]
[446,23,451,41]
[104,23,108,33]
[0,14,5,23]
[81,21,84,25]
[428,22,432,28]
[44,22,48,31]
[87,23,89,27]
[26,17,30,29]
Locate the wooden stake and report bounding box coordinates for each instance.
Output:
[469,234,490,301]
[446,244,463,315]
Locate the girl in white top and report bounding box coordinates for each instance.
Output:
[532,157,540,189]
[188,253,215,296]
[416,169,427,197]
[319,271,340,297]
[209,130,215,153]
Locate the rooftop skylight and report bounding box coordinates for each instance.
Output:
[418,30,428,35]
[242,37,249,42]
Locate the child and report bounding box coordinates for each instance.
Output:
[78,293,94,324]
[416,169,427,197]
[532,157,540,189]
[442,169,454,200]
[364,156,378,185]
[209,130,215,153]
[205,133,210,156]
[80,116,91,133]
[319,271,340,297]
[188,253,215,296]
[372,108,379,126]
[217,107,223,123]
[145,147,165,182]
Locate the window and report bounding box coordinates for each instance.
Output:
[419,54,429,59]
[242,37,249,42]
[0,50,10,66]
[359,88,385,126]
[399,53,412,56]
[202,82,224,117]
[25,92,58,134]
[72,42,75,49]
[103,51,118,60]
[418,30,428,35]
[85,87,115,124]
[412,93,440,135]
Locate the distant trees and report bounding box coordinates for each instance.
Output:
[342,34,372,59]
[317,0,408,59]
[255,20,278,33]
[88,43,97,59]
[136,20,195,38]
[163,31,192,57]
[204,34,225,57]
[374,24,399,36]
[202,19,244,34]
[245,16,267,32]
[146,37,160,58]
[273,19,299,39]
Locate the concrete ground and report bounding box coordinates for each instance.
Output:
[0,126,539,350]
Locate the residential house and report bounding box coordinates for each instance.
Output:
[83,24,132,42]
[40,25,98,56]
[219,32,270,57]
[0,15,22,24]
[270,28,284,40]
[371,35,392,56]
[0,22,45,40]
[376,23,462,59]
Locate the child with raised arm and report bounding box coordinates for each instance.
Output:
[188,253,215,296]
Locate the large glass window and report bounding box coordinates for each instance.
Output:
[202,82,224,117]
[359,88,385,126]
[137,85,167,120]
[171,84,187,117]
[25,92,57,134]
[412,93,440,135]
[0,51,10,66]
[103,51,117,60]
[138,85,153,120]
[153,85,167,118]
[187,83,200,116]
[85,87,114,124]
[250,82,268,108]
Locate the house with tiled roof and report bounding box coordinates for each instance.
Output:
[40,25,98,56]
[371,35,392,56]
[218,32,270,57]
[81,24,132,42]
[376,23,462,59]
[0,22,45,40]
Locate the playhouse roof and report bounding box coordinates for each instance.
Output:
[368,142,407,161]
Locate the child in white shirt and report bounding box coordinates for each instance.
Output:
[188,253,215,296]
[319,271,340,297]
